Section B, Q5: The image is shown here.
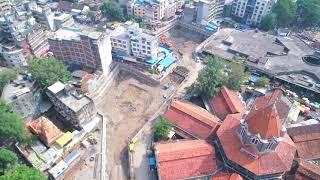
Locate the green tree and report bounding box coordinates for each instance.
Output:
[187,57,227,97]
[100,1,124,21]
[297,0,320,27]
[255,76,270,87]
[85,10,96,21]
[154,117,172,141]
[0,99,25,141]
[226,63,247,90]
[0,164,47,180]
[28,57,71,89]
[0,149,17,174]
[260,13,277,31]
[0,69,17,94]
[273,0,296,27]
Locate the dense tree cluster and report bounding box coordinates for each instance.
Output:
[0,100,25,141]
[260,0,320,30]
[0,164,46,180]
[100,0,124,21]
[28,57,71,89]
[187,57,247,97]
[154,117,172,141]
[0,69,17,94]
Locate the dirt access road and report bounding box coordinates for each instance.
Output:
[94,28,205,180]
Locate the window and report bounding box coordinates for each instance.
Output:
[143,50,146,53]
[147,47,151,50]
[133,48,137,51]
[267,142,273,150]
[147,42,150,45]
[117,40,121,43]
[240,127,245,135]
[251,137,259,145]
[142,45,146,49]
[132,44,136,47]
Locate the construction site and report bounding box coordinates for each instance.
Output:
[90,26,206,179]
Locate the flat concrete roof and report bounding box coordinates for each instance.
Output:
[202,28,320,93]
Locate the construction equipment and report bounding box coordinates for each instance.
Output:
[87,134,97,145]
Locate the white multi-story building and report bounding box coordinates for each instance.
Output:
[0,43,27,68]
[0,0,11,17]
[231,0,274,24]
[109,22,159,59]
[196,0,225,25]
[127,0,182,22]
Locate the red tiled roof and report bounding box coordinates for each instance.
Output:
[253,89,290,123]
[246,104,282,139]
[210,86,245,120]
[217,114,296,176]
[155,140,218,180]
[295,159,320,180]
[212,173,243,180]
[164,100,221,139]
[287,124,320,159]
[28,116,63,146]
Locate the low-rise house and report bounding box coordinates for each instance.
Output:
[28,116,64,147]
[164,99,221,139]
[46,81,100,129]
[209,86,245,121]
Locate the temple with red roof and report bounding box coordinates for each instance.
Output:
[215,99,296,179]
[209,86,245,121]
[154,88,299,180]
[164,100,221,139]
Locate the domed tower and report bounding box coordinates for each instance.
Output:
[237,103,287,154]
[216,92,296,179]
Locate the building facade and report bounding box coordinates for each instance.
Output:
[196,0,225,25]
[0,0,11,17]
[0,43,28,67]
[109,22,159,59]
[231,0,274,24]
[127,0,181,22]
[46,81,98,129]
[27,24,49,58]
[48,27,112,74]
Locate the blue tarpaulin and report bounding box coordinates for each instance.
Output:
[148,157,156,165]
[206,27,215,31]
[158,55,175,69]
[146,57,159,65]
[207,23,218,30]
[250,74,260,82]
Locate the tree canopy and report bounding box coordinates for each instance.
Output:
[0,165,46,180]
[297,0,320,27]
[0,99,25,141]
[154,117,172,141]
[28,57,71,89]
[85,10,96,21]
[273,0,296,27]
[0,69,17,94]
[100,1,124,21]
[255,76,270,87]
[187,57,246,97]
[260,13,277,31]
[0,149,17,175]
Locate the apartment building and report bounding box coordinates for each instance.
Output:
[196,0,225,25]
[0,43,28,67]
[30,4,55,31]
[127,0,180,22]
[109,22,159,59]
[231,0,274,24]
[27,24,49,58]
[0,0,11,17]
[53,13,75,31]
[48,25,112,75]
[46,81,99,129]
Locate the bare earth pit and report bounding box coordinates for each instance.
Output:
[94,70,165,179]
